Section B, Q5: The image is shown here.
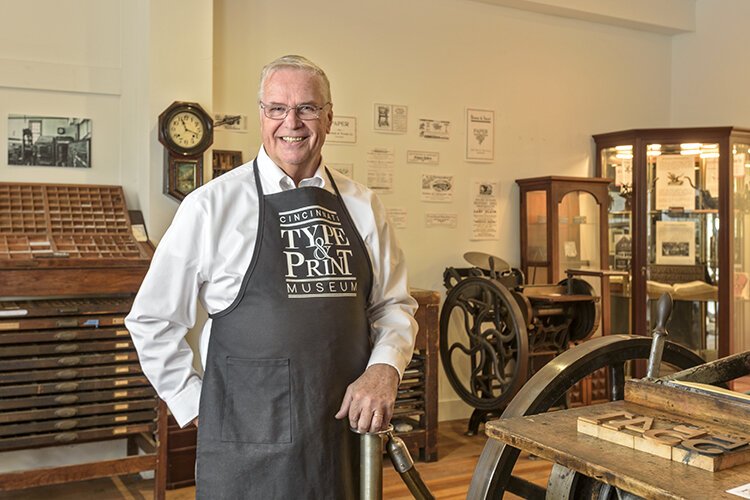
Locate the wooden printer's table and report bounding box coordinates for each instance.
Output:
[486,378,750,499]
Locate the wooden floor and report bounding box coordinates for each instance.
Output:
[0,419,552,499]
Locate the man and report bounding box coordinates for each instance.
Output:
[125,55,418,499]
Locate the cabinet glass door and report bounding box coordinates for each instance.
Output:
[646,142,719,360]
[733,142,750,355]
[600,145,633,335]
[526,189,548,284]
[557,191,601,279]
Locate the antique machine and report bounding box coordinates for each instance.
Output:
[0,182,166,498]
[466,293,750,499]
[440,252,601,434]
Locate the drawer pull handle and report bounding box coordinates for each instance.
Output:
[56,319,78,328]
[55,408,78,418]
[55,432,78,443]
[57,307,79,314]
[55,344,79,353]
[58,357,81,366]
[55,369,78,379]
[55,382,79,392]
[54,395,79,404]
[55,332,78,341]
[55,420,78,430]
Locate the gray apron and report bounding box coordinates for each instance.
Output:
[196,161,373,499]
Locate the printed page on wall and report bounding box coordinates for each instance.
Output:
[471,180,499,240]
[465,109,494,161]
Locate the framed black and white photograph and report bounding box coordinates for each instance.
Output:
[7,114,92,168]
[655,220,696,265]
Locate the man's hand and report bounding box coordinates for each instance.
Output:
[335,363,399,433]
[191,417,199,428]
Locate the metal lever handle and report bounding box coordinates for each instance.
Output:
[353,425,435,500]
[385,431,435,500]
[646,293,673,378]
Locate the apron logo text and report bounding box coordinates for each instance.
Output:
[279,205,358,299]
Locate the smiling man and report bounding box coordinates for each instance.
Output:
[125,55,418,499]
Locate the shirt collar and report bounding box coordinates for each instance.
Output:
[257,146,326,192]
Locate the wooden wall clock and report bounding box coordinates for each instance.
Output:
[158,101,214,202]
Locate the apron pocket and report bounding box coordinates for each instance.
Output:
[221,357,292,444]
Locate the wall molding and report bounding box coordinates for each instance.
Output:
[0,58,121,96]
[469,0,696,34]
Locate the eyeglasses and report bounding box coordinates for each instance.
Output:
[259,102,331,120]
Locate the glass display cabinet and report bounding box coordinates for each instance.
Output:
[594,127,750,360]
[517,176,612,285]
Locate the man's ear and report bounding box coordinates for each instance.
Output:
[325,107,333,134]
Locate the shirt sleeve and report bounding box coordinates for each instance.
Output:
[125,196,207,428]
[364,193,419,379]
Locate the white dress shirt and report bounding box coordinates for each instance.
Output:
[125,146,418,427]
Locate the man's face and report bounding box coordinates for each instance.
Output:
[260,68,332,180]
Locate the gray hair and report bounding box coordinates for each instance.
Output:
[257,55,332,103]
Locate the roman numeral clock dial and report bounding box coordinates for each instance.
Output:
[158,101,214,202]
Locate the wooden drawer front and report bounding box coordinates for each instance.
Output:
[0,340,133,358]
[0,297,133,318]
[0,409,156,437]
[0,386,156,411]
[0,399,157,425]
[0,327,131,344]
[0,376,150,398]
[0,363,143,385]
[167,446,197,489]
[0,422,154,452]
[167,425,197,450]
[0,351,139,371]
[0,314,126,332]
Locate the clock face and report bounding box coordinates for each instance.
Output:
[167,111,206,150]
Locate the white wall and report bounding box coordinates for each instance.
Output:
[671,0,750,126]
[212,0,675,418]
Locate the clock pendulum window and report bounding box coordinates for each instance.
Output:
[158,101,214,202]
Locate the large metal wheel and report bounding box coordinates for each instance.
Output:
[439,277,529,411]
[466,334,704,499]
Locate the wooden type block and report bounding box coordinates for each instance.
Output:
[597,424,637,449]
[576,418,600,438]
[672,443,750,472]
[578,410,750,472]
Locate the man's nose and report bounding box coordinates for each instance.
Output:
[283,108,303,127]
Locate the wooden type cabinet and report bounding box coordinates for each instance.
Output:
[594,127,750,360]
[163,288,441,489]
[0,182,165,498]
[394,288,439,462]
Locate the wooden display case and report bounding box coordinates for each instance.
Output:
[164,288,441,489]
[594,127,750,359]
[516,176,612,285]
